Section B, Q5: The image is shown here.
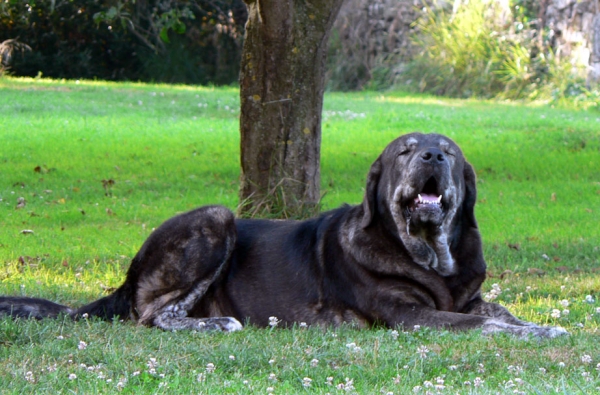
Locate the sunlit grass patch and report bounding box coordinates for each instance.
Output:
[1,77,599,393]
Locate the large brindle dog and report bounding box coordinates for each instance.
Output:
[1,133,567,337]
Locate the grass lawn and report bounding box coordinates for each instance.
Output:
[0,77,599,394]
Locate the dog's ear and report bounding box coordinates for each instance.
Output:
[462,161,478,228]
[361,156,382,228]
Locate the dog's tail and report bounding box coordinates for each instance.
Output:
[0,282,133,321]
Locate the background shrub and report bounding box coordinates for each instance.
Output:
[0,0,246,84]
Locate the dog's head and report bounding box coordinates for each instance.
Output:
[361,133,477,276]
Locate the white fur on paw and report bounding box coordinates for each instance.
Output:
[223,317,243,332]
[541,326,569,338]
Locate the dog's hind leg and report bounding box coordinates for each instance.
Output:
[132,206,242,332]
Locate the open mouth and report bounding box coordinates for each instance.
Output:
[407,177,444,213]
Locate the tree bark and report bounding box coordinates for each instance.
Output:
[238,0,344,218]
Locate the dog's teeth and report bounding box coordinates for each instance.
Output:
[437,195,442,203]
[418,194,423,203]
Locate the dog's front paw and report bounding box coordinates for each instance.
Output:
[200,317,243,332]
[482,319,569,338]
[524,325,569,339]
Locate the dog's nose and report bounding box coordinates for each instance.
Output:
[420,148,445,163]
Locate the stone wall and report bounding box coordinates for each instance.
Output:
[545,0,600,82]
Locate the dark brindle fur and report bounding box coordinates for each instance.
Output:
[0,133,567,337]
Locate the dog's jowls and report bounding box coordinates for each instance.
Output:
[0,133,567,338]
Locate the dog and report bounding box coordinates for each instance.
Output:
[0,133,567,337]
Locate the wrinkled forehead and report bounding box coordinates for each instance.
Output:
[385,133,461,155]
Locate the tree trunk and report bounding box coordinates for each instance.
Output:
[238,0,344,218]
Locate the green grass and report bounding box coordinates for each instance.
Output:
[1,77,599,393]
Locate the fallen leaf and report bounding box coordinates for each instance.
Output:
[106,208,115,216]
[585,208,592,213]
[507,243,521,251]
[15,197,26,209]
[62,260,69,267]
[99,283,117,293]
[527,268,545,276]
[500,270,514,279]
[553,256,561,262]
[551,192,556,201]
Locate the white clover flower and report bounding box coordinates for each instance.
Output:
[326,376,334,385]
[345,342,362,352]
[116,377,127,389]
[268,316,280,328]
[310,358,319,367]
[539,368,547,374]
[582,371,591,381]
[596,307,600,314]
[78,341,87,350]
[269,373,277,381]
[299,322,308,328]
[302,377,312,387]
[68,373,77,380]
[558,362,566,368]
[390,330,399,340]
[582,355,592,364]
[413,385,422,392]
[585,295,595,303]
[449,365,458,370]
[229,355,236,360]
[417,345,429,358]
[551,309,561,318]
[474,377,484,387]
[24,371,35,383]
[484,283,502,301]
[562,309,570,316]
[413,325,421,331]
[343,378,355,391]
[205,363,215,373]
[266,387,274,393]
[560,299,569,308]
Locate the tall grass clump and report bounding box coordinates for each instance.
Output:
[400,0,590,102]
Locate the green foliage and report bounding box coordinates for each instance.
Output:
[0,0,246,84]
[397,0,594,103]
[1,78,599,392]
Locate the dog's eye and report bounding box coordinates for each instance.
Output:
[398,148,411,156]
